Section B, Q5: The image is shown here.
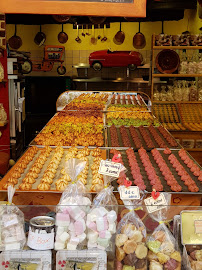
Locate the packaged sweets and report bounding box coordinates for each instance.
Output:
[0,186,26,251]
[86,174,118,251]
[183,245,202,270]
[146,193,181,270]
[55,158,91,250]
[115,188,147,270]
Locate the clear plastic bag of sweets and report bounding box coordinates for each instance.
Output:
[146,193,182,270]
[55,158,92,251]
[0,186,26,251]
[86,173,119,251]
[115,189,148,270]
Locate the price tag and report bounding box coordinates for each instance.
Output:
[194,220,202,234]
[119,186,140,200]
[98,160,122,177]
[144,193,167,213]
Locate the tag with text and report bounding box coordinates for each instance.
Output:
[98,160,122,177]
[119,186,140,200]
[194,220,202,234]
[144,193,167,213]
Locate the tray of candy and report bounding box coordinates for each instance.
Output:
[108,93,150,111]
[178,103,202,123]
[152,103,181,123]
[0,146,106,193]
[107,125,181,150]
[108,148,202,194]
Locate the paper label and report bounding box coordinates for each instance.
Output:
[27,228,54,250]
[194,220,202,234]
[119,186,140,200]
[98,160,122,177]
[144,193,167,213]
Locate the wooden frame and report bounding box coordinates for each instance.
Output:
[0,0,146,17]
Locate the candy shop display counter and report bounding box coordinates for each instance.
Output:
[0,204,201,270]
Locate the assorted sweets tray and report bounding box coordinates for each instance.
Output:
[152,103,181,124]
[107,124,180,149]
[33,110,105,147]
[0,146,106,192]
[109,148,202,193]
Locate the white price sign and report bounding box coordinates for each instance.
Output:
[119,186,140,200]
[144,193,167,213]
[27,228,54,250]
[194,220,202,234]
[98,160,122,177]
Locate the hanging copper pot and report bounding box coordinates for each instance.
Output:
[8,24,22,50]
[133,22,146,49]
[58,24,68,44]
[34,25,46,46]
[114,22,125,45]
[52,15,71,23]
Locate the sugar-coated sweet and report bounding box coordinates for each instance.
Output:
[55,213,70,227]
[96,216,105,232]
[59,232,70,242]
[87,241,97,249]
[109,222,116,234]
[99,230,111,239]
[97,237,110,248]
[87,231,98,243]
[5,242,21,250]
[78,233,86,243]
[88,221,97,231]
[107,210,117,224]
[66,242,78,250]
[74,218,86,236]
[55,241,65,250]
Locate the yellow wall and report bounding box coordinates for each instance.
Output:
[6,8,201,52]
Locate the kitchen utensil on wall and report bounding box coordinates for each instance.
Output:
[114,22,125,45]
[52,15,71,23]
[88,17,106,25]
[101,24,107,42]
[8,24,22,50]
[34,25,46,46]
[97,24,101,40]
[81,25,85,37]
[91,25,96,44]
[86,25,91,36]
[133,22,146,49]
[75,24,81,43]
[156,49,180,74]
[58,24,68,44]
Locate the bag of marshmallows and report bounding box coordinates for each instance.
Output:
[0,186,26,251]
[55,158,91,250]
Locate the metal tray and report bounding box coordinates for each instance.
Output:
[152,103,181,123]
[107,126,181,150]
[108,149,202,194]
[0,147,106,193]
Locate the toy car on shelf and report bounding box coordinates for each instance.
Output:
[89,49,144,71]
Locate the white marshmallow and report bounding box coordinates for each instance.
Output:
[4,236,17,243]
[87,241,97,249]
[107,210,117,224]
[87,231,98,243]
[55,241,65,250]
[69,222,75,232]
[78,233,86,243]
[56,226,66,236]
[97,237,110,248]
[70,236,80,246]
[96,217,105,232]
[66,242,78,250]
[108,222,116,234]
[59,232,70,243]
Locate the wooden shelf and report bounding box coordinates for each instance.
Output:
[152,74,202,78]
[153,46,202,50]
[185,149,202,152]
[153,101,202,104]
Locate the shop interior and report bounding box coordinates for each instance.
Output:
[0,0,201,269]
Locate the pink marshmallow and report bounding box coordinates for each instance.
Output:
[74,219,86,236]
[88,222,97,231]
[66,206,85,221]
[56,213,70,222]
[99,230,111,239]
[103,216,109,230]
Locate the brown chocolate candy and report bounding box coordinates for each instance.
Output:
[123,252,138,266]
[135,259,146,269]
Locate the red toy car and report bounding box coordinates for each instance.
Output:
[89,49,144,71]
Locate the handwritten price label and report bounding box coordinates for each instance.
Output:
[98,160,122,177]
[119,186,140,200]
[194,220,202,234]
[27,228,54,250]
[144,193,167,213]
